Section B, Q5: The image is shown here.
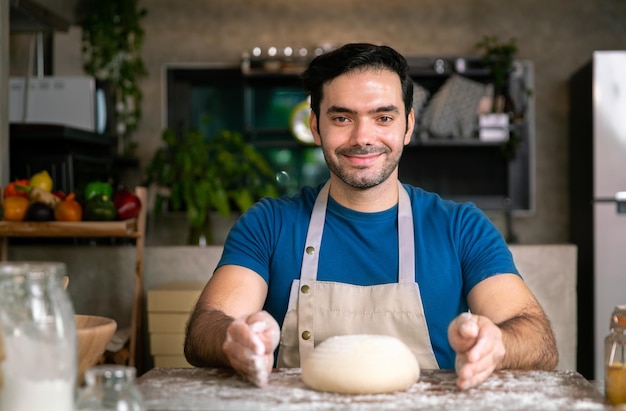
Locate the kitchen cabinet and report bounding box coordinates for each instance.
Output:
[9,0,74,32]
[0,186,148,369]
[240,55,534,216]
[9,124,120,194]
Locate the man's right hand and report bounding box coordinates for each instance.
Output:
[222,310,280,387]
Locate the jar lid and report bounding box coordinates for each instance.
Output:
[0,262,67,279]
[610,305,626,329]
[84,365,137,387]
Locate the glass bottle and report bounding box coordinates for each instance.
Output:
[605,304,626,406]
[0,262,77,411]
[76,365,145,411]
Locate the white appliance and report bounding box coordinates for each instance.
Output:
[9,76,108,133]
[569,51,626,380]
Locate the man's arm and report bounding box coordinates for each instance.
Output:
[468,273,558,369]
[184,265,279,386]
[449,273,558,389]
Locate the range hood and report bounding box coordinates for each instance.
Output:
[10,0,74,32]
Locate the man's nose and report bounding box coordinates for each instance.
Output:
[349,119,375,145]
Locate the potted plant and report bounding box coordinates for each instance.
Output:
[475,35,518,113]
[76,0,148,158]
[475,35,525,156]
[145,128,279,245]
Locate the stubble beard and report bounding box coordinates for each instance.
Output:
[322,144,403,189]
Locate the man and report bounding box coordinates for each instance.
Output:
[184,43,558,390]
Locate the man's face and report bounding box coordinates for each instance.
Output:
[310,68,414,189]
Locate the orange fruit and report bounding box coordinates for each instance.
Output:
[2,196,30,221]
[54,193,83,222]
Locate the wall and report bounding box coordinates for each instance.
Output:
[46,0,626,245]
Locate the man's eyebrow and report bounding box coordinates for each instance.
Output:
[326,105,400,115]
[372,105,400,114]
[326,105,355,114]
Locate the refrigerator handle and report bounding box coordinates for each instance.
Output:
[596,192,626,214]
[618,192,626,214]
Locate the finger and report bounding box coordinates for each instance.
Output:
[466,332,490,363]
[455,336,503,389]
[224,316,275,387]
[457,364,494,390]
[223,331,258,370]
[223,333,271,387]
[458,313,479,338]
[449,313,479,353]
[227,319,261,353]
[246,311,281,352]
[456,347,493,381]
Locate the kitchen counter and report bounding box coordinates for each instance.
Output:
[136,367,610,411]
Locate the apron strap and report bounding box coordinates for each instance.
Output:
[297,181,330,361]
[397,182,415,283]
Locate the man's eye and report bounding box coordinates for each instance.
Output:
[333,116,350,123]
[379,116,393,123]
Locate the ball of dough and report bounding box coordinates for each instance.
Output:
[301,334,420,394]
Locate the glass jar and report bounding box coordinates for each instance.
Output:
[0,262,77,411]
[76,365,145,411]
[605,304,626,406]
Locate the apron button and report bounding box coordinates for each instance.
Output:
[305,246,315,255]
[300,284,310,294]
[301,330,312,340]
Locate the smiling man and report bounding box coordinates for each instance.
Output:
[184,43,558,390]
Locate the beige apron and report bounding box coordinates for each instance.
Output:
[276,181,439,369]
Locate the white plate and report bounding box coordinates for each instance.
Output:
[290,98,314,144]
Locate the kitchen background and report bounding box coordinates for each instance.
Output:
[43,0,626,244]
[2,0,626,377]
[5,0,626,244]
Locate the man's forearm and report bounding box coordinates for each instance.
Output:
[184,307,235,368]
[498,309,559,370]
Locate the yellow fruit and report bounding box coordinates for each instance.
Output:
[29,170,53,193]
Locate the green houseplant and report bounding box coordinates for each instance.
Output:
[146,128,279,244]
[475,35,528,159]
[475,35,518,113]
[76,0,148,157]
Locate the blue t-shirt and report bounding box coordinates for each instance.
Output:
[217,183,519,369]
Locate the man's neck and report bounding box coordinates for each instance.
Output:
[327,176,400,213]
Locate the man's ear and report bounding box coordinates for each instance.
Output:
[404,108,415,146]
[310,110,322,146]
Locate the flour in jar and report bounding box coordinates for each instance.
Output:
[0,374,74,411]
[0,334,76,411]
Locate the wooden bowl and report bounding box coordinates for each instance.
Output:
[76,314,117,384]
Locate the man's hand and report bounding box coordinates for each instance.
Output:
[222,310,280,387]
[448,312,505,390]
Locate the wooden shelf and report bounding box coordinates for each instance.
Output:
[0,219,141,238]
[0,187,148,370]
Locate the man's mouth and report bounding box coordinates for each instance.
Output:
[338,147,387,167]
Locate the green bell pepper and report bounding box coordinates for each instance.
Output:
[84,181,113,201]
[84,194,117,221]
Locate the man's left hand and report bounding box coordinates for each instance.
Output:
[447,312,506,390]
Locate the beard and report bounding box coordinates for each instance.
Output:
[321,143,403,189]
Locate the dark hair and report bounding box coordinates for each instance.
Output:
[301,43,413,119]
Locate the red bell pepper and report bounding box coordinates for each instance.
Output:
[3,179,30,199]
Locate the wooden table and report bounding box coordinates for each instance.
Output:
[136,367,611,411]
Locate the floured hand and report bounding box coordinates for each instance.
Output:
[448,312,505,390]
[222,311,280,387]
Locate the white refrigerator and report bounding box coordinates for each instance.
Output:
[569,50,626,380]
